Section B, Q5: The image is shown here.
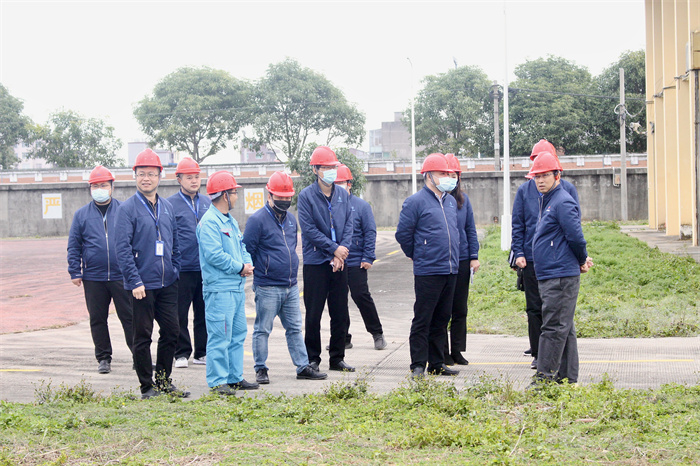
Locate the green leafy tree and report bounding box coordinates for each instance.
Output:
[508,56,598,156]
[592,49,646,154]
[27,110,122,168]
[134,67,252,163]
[0,83,32,169]
[405,65,493,157]
[251,59,365,161]
[287,143,366,205]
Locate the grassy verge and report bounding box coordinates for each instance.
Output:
[1,377,699,464]
[469,222,700,338]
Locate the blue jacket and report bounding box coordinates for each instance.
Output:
[532,183,588,280]
[115,192,180,291]
[511,178,579,262]
[67,199,123,282]
[395,186,460,276]
[197,206,252,293]
[297,182,354,266]
[243,205,299,288]
[455,192,479,262]
[167,190,211,273]
[346,194,376,267]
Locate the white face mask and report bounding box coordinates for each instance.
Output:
[436,177,457,193]
[335,183,347,191]
[91,188,111,203]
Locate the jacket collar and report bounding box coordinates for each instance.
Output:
[312,180,336,201]
[541,182,562,204]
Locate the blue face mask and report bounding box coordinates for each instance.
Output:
[437,177,457,193]
[321,169,337,185]
[91,188,111,203]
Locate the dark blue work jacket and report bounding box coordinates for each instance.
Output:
[243,205,299,288]
[455,192,479,262]
[115,192,181,291]
[395,186,460,276]
[532,184,588,281]
[297,182,353,266]
[67,199,123,281]
[346,194,377,267]
[167,190,211,273]
[511,178,579,262]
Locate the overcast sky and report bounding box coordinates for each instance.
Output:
[0,0,646,164]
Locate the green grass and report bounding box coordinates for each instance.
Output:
[469,222,700,338]
[1,377,699,464]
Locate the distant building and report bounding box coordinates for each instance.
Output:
[127,142,175,167]
[13,142,51,170]
[369,112,421,160]
[241,142,278,163]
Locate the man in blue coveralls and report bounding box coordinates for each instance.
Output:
[197,171,258,395]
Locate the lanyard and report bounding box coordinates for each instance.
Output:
[137,192,160,230]
[324,196,337,243]
[264,204,285,229]
[179,191,200,220]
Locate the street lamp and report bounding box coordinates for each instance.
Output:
[407,57,417,195]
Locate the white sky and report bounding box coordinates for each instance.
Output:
[0,0,646,164]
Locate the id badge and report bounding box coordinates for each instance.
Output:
[155,240,164,257]
[330,226,336,242]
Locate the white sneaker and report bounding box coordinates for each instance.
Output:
[192,356,206,365]
[174,357,188,368]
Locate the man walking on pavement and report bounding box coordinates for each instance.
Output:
[297,146,356,373]
[511,139,579,370]
[115,149,189,400]
[396,153,460,379]
[243,171,328,384]
[333,164,387,351]
[68,165,134,374]
[527,152,592,388]
[197,171,259,395]
[168,157,211,369]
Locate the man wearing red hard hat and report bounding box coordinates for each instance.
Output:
[68,165,134,375]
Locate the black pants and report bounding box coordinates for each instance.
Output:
[132,282,179,393]
[175,271,207,360]
[409,274,457,370]
[522,263,543,359]
[346,266,383,340]
[444,260,471,355]
[303,263,349,366]
[82,280,134,362]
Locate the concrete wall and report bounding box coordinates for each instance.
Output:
[0,168,648,238]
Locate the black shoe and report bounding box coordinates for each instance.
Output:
[98,359,111,374]
[427,364,459,376]
[451,352,469,365]
[211,384,237,396]
[524,348,532,355]
[411,366,425,379]
[141,387,163,400]
[256,368,270,384]
[373,333,387,350]
[160,383,190,398]
[229,379,259,390]
[297,365,328,380]
[444,353,454,366]
[530,358,538,370]
[329,360,355,372]
[309,361,320,371]
[326,341,353,350]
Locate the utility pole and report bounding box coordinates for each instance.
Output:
[619,68,628,221]
[500,4,512,251]
[491,81,501,171]
[408,57,417,195]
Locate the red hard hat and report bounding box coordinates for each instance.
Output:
[530,139,557,161]
[176,157,200,175]
[334,164,353,182]
[309,146,340,166]
[527,152,560,178]
[88,166,115,184]
[266,171,295,197]
[420,153,452,174]
[133,148,163,171]
[206,171,241,195]
[445,153,461,174]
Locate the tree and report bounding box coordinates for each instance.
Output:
[287,143,366,205]
[134,67,252,163]
[592,50,646,154]
[0,83,32,169]
[27,110,122,168]
[405,65,493,157]
[251,59,365,161]
[508,56,598,156]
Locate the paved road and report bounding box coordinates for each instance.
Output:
[1,230,699,403]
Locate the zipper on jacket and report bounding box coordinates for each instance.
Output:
[439,197,453,274]
[104,211,110,282]
[159,228,165,288]
[282,227,293,287]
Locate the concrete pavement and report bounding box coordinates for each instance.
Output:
[1,229,699,403]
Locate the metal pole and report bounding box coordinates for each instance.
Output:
[500,3,512,251]
[408,57,417,195]
[695,70,699,246]
[619,68,628,221]
[492,81,501,171]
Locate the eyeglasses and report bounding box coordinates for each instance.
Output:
[136,172,160,179]
[533,173,554,181]
[228,190,238,195]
